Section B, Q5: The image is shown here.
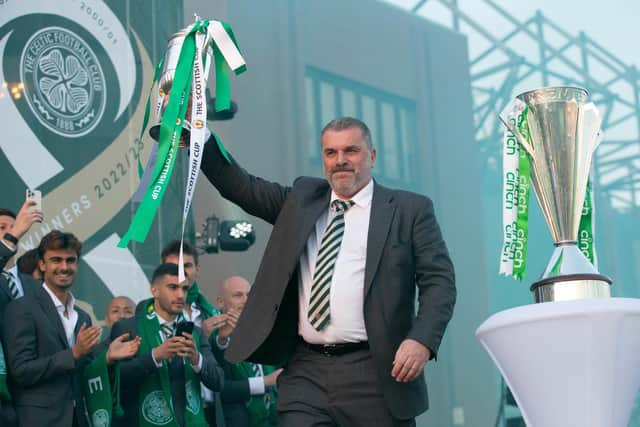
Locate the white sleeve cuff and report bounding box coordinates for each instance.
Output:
[191,352,203,373]
[248,377,265,395]
[151,349,162,368]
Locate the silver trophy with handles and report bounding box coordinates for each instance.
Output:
[501,86,611,302]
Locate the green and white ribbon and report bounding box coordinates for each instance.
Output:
[499,102,531,280]
[178,29,208,282]
[579,177,597,266]
[119,19,246,251]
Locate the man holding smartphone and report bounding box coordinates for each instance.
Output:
[0,200,43,427]
[110,263,223,427]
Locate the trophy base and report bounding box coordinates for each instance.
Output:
[531,273,612,303]
[149,122,191,148]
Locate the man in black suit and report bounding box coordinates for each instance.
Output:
[110,263,223,427]
[201,117,456,426]
[0,203,43,427]
[2,230,101,427]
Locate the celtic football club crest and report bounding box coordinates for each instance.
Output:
[142,391,173,425]
[185,380,201,415]
[91,409,110,427]
[20,27,106,138]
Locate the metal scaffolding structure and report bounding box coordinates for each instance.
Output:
[389,0,640,212]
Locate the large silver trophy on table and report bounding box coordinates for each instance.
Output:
[476,87,640,427]
[501,86,611,302]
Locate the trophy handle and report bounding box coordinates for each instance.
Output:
[579,103,603,153]
[499,115,536,162]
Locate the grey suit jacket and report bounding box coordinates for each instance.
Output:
[110,315,224,427]
[2,285,93,427]
[200,138,456,419]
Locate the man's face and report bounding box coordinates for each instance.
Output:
[217,277,250,314]
[38,248,78,291]
[163,253,199,287]
[151,274,189,317]
[105,297,135,327]
[0,215,15,236]
[321,127,376,199]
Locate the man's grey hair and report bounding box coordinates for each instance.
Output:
[321,117,373,149]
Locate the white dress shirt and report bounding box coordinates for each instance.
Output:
[4,265,25,298]
[298,179,372,344]
[184,303,214,402]
[42,283,78,347]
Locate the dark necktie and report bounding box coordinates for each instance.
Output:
[308,199,354,330]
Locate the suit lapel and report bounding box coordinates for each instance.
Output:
[35,285,71,348]
[293,185,332,259]
[364,183,396,297]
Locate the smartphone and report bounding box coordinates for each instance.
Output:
[26,189,42,211]
[175,321,194,337]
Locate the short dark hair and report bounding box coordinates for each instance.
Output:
[161,240,199,265]
[321,117,372,149]
[37,230,82,259]
[151,262,179,284]
[0,208,16,219]
[17,248,39,275]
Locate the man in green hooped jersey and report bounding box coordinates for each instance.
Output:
[213,276,282,427]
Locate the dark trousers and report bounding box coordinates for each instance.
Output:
[277,343,416,427]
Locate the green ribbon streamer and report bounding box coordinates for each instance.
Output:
[118,30,195,247]
[578,179,596,264]
[136,56,166,177]
[512,107,532,280]
[119,20,245,247]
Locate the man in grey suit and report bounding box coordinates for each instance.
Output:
[2,230,101,427]
[201,117,456,426]
[0,203,43,427]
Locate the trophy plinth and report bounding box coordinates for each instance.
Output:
[505,86,612,302]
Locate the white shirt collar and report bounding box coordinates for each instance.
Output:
[42,282,75,311]
[330,178,374,209]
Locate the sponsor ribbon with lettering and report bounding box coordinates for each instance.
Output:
[178,29,208,281]
[118,19,246,250]
[579,178,597,266]
[499,102,531,280]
